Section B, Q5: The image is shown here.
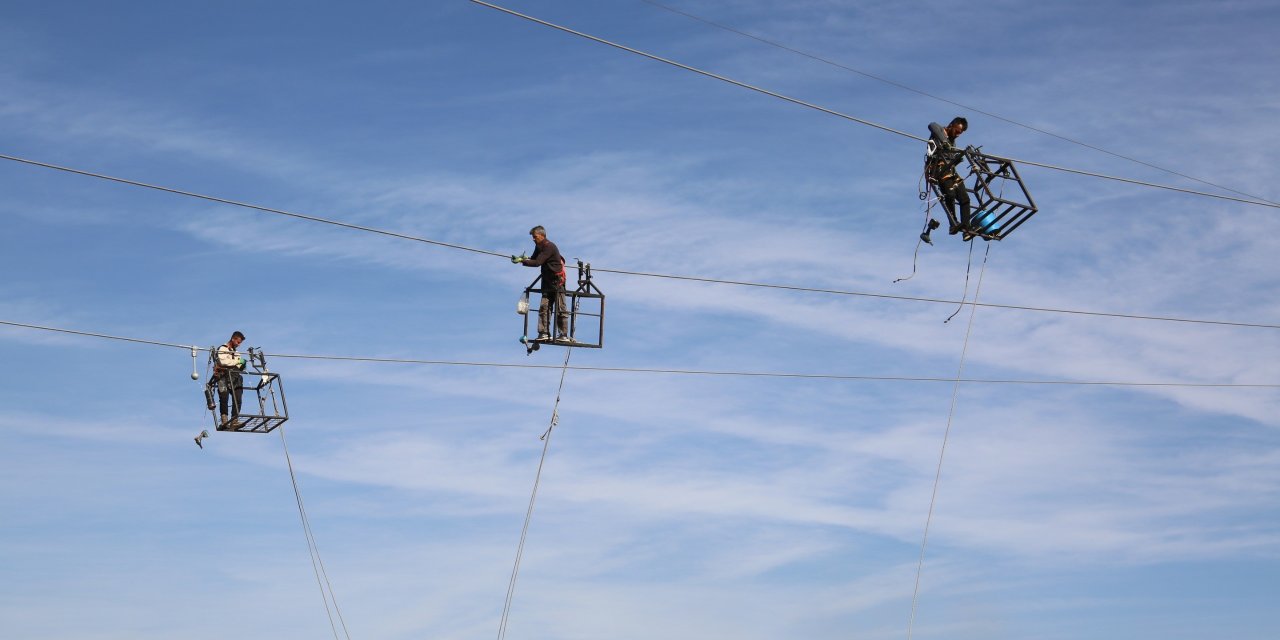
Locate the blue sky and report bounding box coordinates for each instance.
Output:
[2,1,1279,638]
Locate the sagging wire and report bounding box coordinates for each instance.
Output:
[945,242,988,323]
[894,171,939,284]
[4,318,1280,388]
[0,153,1277,328]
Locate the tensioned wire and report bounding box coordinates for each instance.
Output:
[637,0,1279,207]
[466,1,1280,210]
[1,154,1277,332]
[3,319,1277,389]
[280,423,354,640]
[0,153,505,259]
[907,243,990,640]
[496,347,574,640]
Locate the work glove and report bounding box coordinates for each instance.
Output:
[510,254,527,264]
[237,357,246,370]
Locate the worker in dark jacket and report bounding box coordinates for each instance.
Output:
[512,226,570,342]
[925,116,973,240]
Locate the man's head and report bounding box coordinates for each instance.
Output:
[229,331,245,348]
[529,225,547,243]
[946,116,968,139]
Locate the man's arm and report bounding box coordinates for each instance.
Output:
[928,122,952,148]
[521,245,550,267]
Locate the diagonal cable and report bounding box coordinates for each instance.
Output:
[497,347,574,640]
[907,244,991,640]
[1,155,1278,330]
[467,1,1279,210]
[0,153,505,258]
[638,0,1278,206]
[279,423,354,639]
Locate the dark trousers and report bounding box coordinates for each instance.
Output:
[538,285,569,337]
[216,372,244,418]
[938,174,972,229]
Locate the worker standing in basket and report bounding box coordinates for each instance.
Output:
[512,226,570,342]
[924,116,974,242]
[210,331,247,427]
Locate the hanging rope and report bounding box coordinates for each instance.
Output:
[497,347,574,640]
[279,426,353,640]
[906,244,991,640]
[944,241,981,323]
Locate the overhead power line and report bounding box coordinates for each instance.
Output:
[0,318,195,350]
[467,0,1280,211]
[268,353,1280,388]
[637,0,1279,207]
[3,318,1276,389]
[2,154,1277,331]
[0,153,504,259]
[587,267,1280,330]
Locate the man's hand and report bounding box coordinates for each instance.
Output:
[511,254,527,264]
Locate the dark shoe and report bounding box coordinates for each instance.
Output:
[948,223,960,235]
